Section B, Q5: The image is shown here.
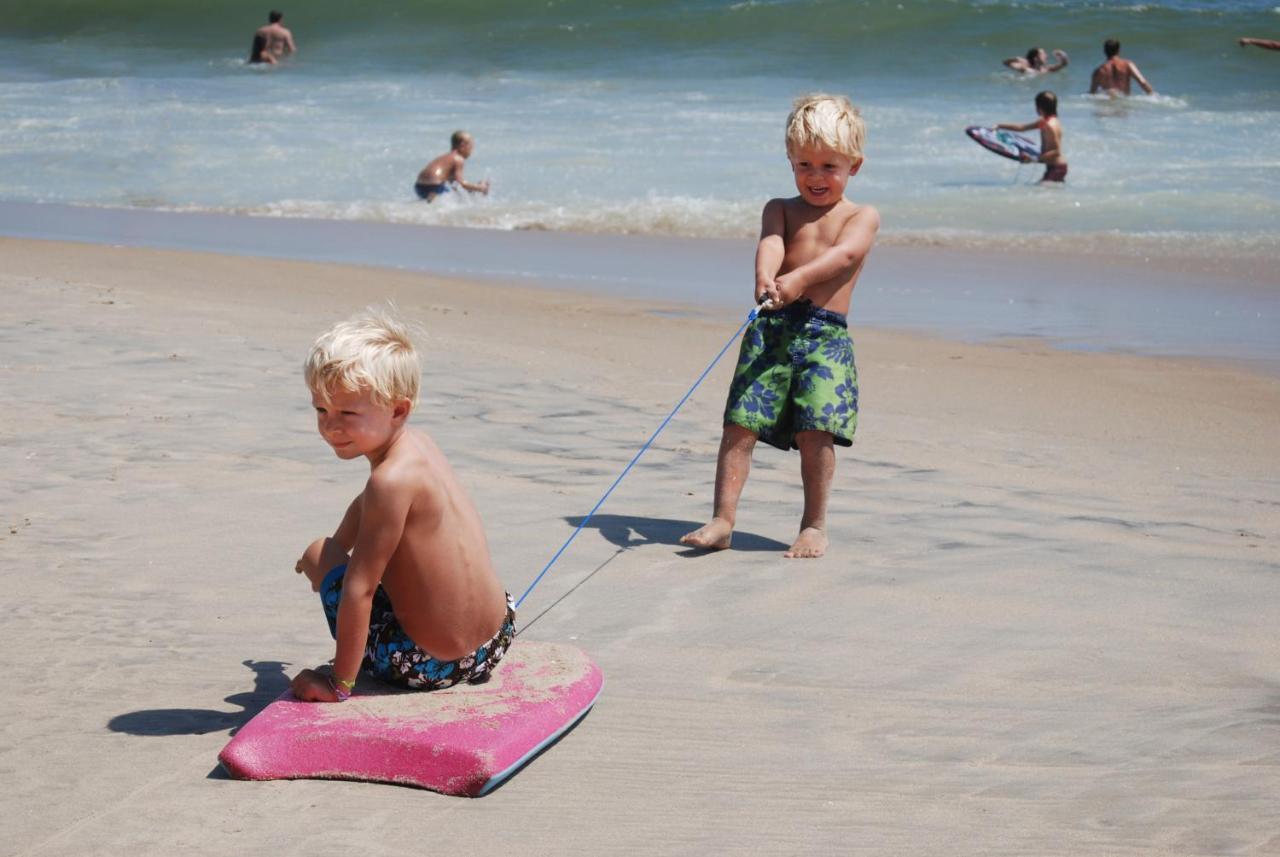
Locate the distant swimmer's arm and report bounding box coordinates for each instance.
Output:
[457,178,490,194]
[1089,68,1105,94]
[1046,50,1069,72]
[774,206,880,306]
[285,31,296,54]
[1003,57,1028,71]
[996,120,1038,132]
[1130,63,1154,94]
[1239,37,1280,51]
[451,160,490,195]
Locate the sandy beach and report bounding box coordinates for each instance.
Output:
[3,236,1278,855]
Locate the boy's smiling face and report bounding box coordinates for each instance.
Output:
[312,385,409,463]
[788,144,861,207]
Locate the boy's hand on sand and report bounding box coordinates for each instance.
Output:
[291,668,341,702]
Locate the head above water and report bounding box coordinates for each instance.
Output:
[305,307,421,409]
[1104,38,1121,58]
[1026,47,1047,68]
[1035,90,1058,117]
[785,94,866,165]
[451,130,473,151]
[268,10,283,23]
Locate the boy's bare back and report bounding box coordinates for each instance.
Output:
[363,427,506,661]
[414,131,489,197]
[416,150,463,186]
[1039,116,1064,165]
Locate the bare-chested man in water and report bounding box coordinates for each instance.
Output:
[251,11,295,63]
[1090,39,1154,96]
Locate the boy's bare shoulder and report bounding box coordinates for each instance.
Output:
[846,201,880,231]
[367,431,437,492]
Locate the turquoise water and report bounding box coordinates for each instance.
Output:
[2,0,1278,254]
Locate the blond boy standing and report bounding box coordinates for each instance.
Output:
[290,309,513,702]
[682,94,879,559]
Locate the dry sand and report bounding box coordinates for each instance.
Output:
[2,237,1277,855]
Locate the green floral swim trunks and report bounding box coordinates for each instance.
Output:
[724,300,858,451]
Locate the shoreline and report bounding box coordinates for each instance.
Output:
[3,201,1277,369]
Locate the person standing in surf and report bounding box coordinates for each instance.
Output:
[1089,39,1154,96]
[997,90,1067,183]
[681,94,878,559]
[250,11,295,63]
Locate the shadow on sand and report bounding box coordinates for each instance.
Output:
[107,658,291,739]
[515,515,788,636]
[567,513,789,554]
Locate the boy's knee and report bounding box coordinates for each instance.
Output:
[795,430,834,452]
[722,423,759,449]
[299,537,349,587]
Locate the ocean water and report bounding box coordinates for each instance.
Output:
[1,0,1278,257]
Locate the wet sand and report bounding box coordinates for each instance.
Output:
[3,201,1278,366]
[2,237,1278,855]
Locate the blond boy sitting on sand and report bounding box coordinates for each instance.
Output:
[682,94,879,559]
[290,309,514,702]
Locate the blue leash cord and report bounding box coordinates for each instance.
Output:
[514,304,763,610]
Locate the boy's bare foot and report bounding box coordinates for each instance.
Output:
[680,518,734,550]
[784,526,828,559]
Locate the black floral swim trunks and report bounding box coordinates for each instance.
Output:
[320,564,516,690]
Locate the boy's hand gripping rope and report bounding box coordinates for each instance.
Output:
[514,302,772,611]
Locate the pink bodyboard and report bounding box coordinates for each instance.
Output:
[218,641,602,797]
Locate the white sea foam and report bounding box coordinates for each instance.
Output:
[0,0,1276,256]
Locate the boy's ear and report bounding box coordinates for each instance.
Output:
[849,158,864,177]
[391,399,413,422]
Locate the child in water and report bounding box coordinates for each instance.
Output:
[997,90,1067,183]
[414,131,490,202]
[1003,46,1069,75]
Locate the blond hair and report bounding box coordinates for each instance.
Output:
[785,93,866,163]
[304,307,421,408]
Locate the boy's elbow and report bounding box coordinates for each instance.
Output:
[834,242,865,271]
[338,575,379,603]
